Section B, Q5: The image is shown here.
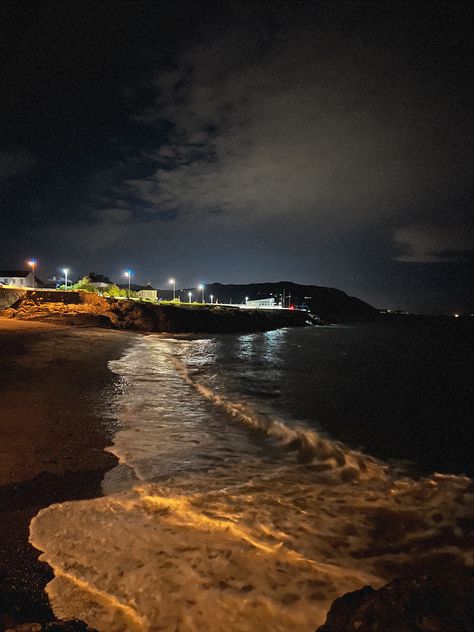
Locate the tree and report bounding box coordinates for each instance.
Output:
[70,276,98,292]
[104,284,128,297]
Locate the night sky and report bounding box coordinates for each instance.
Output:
[1,1,472,313]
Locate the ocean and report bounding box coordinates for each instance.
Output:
[30,322,474,631]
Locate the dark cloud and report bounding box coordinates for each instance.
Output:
[124,6,473,256]
[394,225,474,263]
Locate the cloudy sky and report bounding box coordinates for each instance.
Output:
[0,1,472,312]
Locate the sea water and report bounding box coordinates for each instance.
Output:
[30,323,474,631]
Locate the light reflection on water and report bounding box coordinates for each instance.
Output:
[102,334,274,493]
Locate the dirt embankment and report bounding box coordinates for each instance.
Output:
[1,289,312,333]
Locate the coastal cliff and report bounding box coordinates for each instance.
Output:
[0,289,313,333]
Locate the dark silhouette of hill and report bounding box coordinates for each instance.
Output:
[202,282,378,322]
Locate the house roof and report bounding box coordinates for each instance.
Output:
[0,270,31,279]
[0,270,32,277]
[138,285,157,291]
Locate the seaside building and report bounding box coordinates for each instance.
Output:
[0,270,42,288]
[245,297,276,308]
[137,284,158,301]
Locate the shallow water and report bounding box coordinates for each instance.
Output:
[30,324,474,631]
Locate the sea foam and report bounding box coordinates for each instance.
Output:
[30,333,474,631]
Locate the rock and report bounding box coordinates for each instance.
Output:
[0,288,27,310]
[317,575,474,632]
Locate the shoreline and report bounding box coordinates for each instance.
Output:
[0,319,135,627]
[0,288,315,333]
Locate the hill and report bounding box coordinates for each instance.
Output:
[201,282,378,322]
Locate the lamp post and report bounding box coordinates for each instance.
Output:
[188,291,192,303]
[210,294,213,304]
[245,296,249,305]
[63,268,69,290]
[124,270,132,297]
[169,278,176,300]
[198,284,204,303]
[27,259,36,290]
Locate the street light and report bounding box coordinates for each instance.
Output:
[245,296,249,305]
[210,294,213,304]
[198,284,204,303]
[188,291,192,303]
[63,268,69,290]
[169,278,176,300]
[124,269,132,296]
[27,259,37,290]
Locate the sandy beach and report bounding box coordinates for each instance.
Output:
[0,319,135,627]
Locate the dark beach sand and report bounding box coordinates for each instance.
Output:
[0,319,135,627]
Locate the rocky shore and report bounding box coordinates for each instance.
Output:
[0,288,314,333]
[317,575,474,632]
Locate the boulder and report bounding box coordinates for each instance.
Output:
[317,575,474,632]
[0,288,27,310]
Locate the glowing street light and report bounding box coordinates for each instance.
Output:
[63,268,69,290]
[169,278,176,300]
[210,294,213,304]
[188,291,192,303]
[198,283,204,303]
[124,269,132,296]
[27,259,37,290]
[245,296,249,305]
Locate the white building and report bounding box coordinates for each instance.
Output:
[138,284,158,301]
[245,297,276,308]
[0,270,36,287]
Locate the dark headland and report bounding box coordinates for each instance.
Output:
[197,282,379,322]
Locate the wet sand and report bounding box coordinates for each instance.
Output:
[0,318,136,627]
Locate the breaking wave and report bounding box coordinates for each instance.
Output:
[170,355,384,482]
[29,333,474,631]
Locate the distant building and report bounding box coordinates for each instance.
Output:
[0,270,41,288]
[245,297,276,308]
[88,272,112,289]
[137,284,158,301]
